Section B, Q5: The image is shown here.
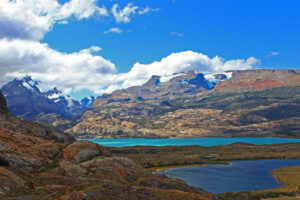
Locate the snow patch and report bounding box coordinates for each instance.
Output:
[160,73,186,83]
[64,96,75,108]
[223,72,232,79]
[48,93,62,99]
[22,82,34,91]
[204,72,232,89]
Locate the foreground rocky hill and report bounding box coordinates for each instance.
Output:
[0,91,214,200]
[68,69,300,138]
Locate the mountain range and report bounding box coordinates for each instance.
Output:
[68,69,300,138]
[0,76,95,130]
[1,69,300,139]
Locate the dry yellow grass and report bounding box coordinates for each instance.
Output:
[261,166,300,200]
[268,166,300,192]
[263,196,300,200]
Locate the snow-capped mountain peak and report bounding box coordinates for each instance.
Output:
[20,76,42,94]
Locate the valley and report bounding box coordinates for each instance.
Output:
[1,1,300,199]
[1,69,300,199]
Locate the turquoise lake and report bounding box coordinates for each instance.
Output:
[85,137,300,147]
[156,159,300,194]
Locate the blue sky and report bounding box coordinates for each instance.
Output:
[0,0,299,100]
[44,0,300,73]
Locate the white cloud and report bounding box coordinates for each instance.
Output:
[171,32,184,37]
[0,0,108,41]
[138,7,160,15]
[104,27,123,34]
[0,39,116,94]
[97,51,260,94]
[111,3,138,23]
[111,3,159,23]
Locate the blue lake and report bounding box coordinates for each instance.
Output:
[85,137,300,147]
[156,159,300,194]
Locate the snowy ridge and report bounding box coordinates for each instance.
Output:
[64,96,75,108]
[15,76,87,109]
[19,76,42,93]
[204,72,232,88]
[160,73,187,83]
[48,93,62,99]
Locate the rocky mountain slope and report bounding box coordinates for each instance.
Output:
[68,69,300,138]
[1,76,94,130]
[0,91,214,200]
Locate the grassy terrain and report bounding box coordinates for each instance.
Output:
[109,143,300,169]
[269,166,300,192]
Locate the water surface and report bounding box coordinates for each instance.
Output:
[156,159,300,194]
[85,137,300,147]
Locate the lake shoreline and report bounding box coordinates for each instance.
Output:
[155,159,300,194]
[149,163,229,172]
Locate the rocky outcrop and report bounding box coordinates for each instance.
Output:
[68,69,300,139]
[62,140,110,163]
[0,91,214,200]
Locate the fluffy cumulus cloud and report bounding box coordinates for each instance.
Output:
[0,0,108,41]
[0,39,116,94]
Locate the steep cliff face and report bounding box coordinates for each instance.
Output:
[0,91,214,200]
[68,69,300,139]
